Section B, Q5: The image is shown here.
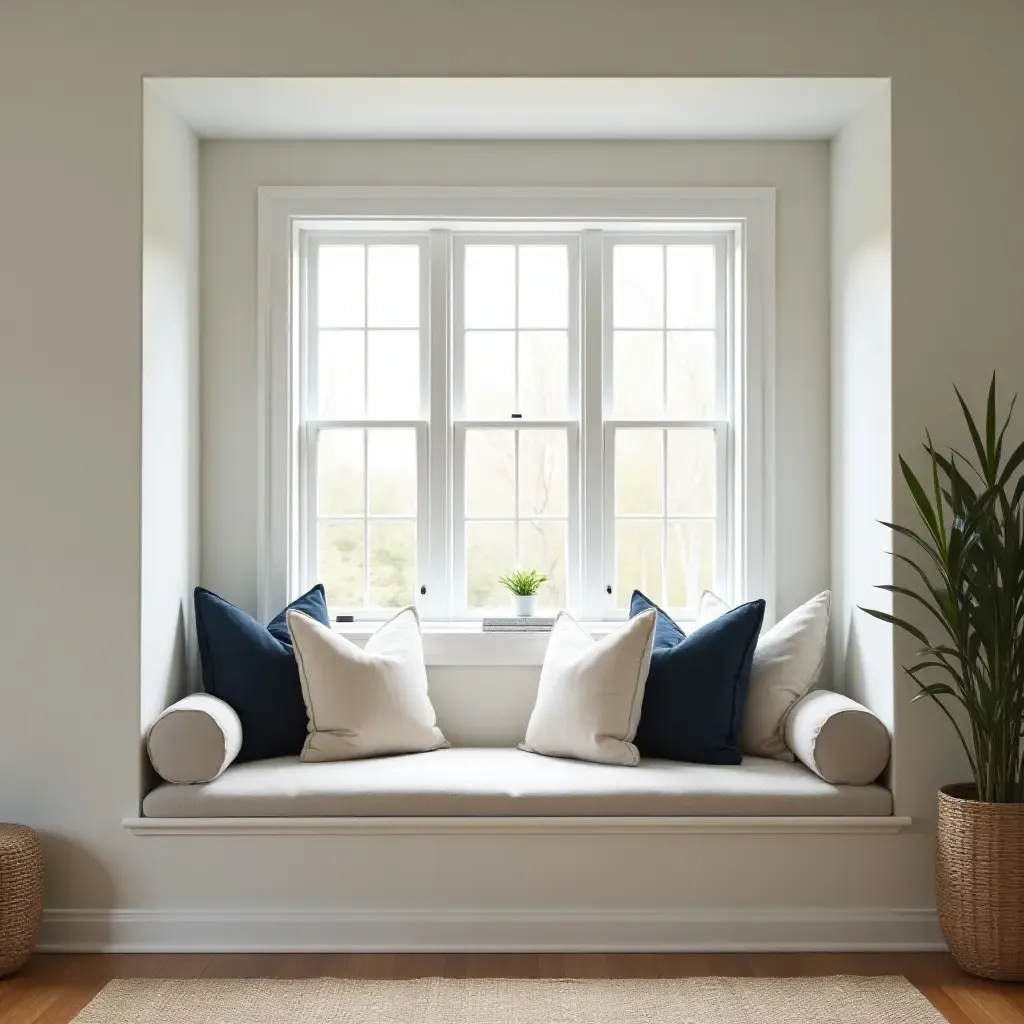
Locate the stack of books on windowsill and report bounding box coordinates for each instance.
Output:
[482,617,557,633]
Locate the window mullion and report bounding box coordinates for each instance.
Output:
[581,230,606,618]
[426,229,452,619]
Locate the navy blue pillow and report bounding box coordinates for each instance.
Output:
[194,584,330,763]
[630,591,765,765]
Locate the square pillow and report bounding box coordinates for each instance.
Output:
[519,609,656,766]
[631,590,765,765]
[287,606,448,762]
[698,590,831,760]
[194,583,329,762]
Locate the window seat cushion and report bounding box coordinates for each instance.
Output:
[142,746,892,818]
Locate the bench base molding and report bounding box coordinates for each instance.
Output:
[124,815,912,837]
[38,905,943,952]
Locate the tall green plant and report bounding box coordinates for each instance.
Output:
[862,376,1024,803]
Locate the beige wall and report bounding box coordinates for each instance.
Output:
[2,0,1022,945]
[200,139,830,623]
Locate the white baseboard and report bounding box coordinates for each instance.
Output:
[38,907,944,953]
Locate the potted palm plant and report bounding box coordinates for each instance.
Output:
[863,376,1024,980]
[498,569,548,617]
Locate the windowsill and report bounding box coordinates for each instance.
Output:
[333,620,633,667]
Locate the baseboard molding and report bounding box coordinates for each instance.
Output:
[38,906,945,953]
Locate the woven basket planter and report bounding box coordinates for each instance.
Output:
[936,784,1024,980]
[0,825,44,977]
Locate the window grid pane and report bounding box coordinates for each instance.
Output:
[611,426,718,610]
[462,427,569,611]
[315,427,419,610]
[460,242,572,419]
[315,243,422,420]
[610,243,719,421]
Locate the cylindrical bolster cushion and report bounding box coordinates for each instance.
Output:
[147,694,242,784]
[784,690,890,785]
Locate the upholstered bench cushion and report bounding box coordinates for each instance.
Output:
[142,747,892,818]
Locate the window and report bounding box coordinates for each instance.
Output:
[260,189,773,625]
[304,238,429,612]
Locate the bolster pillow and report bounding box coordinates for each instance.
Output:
[147,693,243,784]
[784,690,890,786]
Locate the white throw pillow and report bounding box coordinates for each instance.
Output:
[520,610,657,766]
[697,590,831,761]
[287,606,448,762]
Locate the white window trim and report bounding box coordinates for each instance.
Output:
[257,186,776,628]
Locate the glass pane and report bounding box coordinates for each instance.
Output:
[615,519,663,607]
[465,430,515,517]
[613,245,663,329]
[518,245,569,328]
[667,519,715,609]
[318,520,364,608]
[368,521,416,607]
[666,330,716,419]
[519,430,568,517]
[367,245,419,328]
[368,429,417,516]
[464,331,515,418]
[318,245,364,328]
[519,330,569,417]
[367,330,419,417]
[464,245,515,329]
[613,331,663,417]
[667,245,716,329]
[318,330,364,418]
[667,429,716,516]
[466,521,515,609]
[519,520,567,609]
[317,429,363,516]
[615,429,663,515]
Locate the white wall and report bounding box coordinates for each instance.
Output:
[3,0,1024,950]
[829,91,894,754]
[140,90,200,740]
[200,140,831,626]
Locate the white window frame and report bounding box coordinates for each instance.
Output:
[598,232,731,616]
[257,187,776,628]
[451,232,582,617]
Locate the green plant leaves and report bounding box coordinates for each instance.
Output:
[866,376,1024,802]
[497,569,549,597]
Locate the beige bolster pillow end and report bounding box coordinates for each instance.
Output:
[147,693,242,785]
[784,690,890,786]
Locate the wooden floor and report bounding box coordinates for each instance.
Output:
[0,953,1021,1022]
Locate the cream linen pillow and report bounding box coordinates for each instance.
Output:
[697,590,831,760]
[520,609,657,766]
[287,606,447,762]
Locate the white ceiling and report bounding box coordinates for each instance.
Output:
[149,77,887,141]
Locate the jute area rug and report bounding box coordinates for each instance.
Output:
[72,975,945,1023]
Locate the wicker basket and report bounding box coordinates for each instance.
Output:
[0,825,44,977]
[936,784,1024,980]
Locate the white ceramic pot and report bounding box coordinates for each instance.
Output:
[513,594,537,617]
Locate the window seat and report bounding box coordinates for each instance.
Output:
[142,746,892,819]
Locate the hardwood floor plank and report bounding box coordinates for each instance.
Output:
[200,953,280,978]
[945,987,1024,1024]
[157,953,216,978]
[389,953,449,979]
[344,952,397,979]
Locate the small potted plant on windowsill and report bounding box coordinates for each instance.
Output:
[498,569,548,617]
